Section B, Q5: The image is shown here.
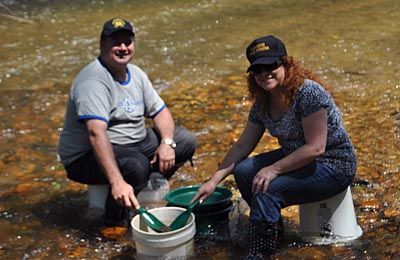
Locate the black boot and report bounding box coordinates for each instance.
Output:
[277,217,284,245]
[241,221,278,259]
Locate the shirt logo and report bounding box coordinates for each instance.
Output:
[121,96,137,112]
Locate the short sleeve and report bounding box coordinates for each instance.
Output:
[72,79,111,123]
[129,65,165,118]
[248,103,264,125]
[295,80,331,118]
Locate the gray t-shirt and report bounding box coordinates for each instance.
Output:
[58,58,165,166]
[249,79,357,176]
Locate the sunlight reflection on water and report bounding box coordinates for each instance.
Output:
[0,0,399,259]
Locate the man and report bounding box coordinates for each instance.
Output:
[58,18,196,226]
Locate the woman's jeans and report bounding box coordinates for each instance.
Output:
[234,149,354,223]
[65,127,196,221]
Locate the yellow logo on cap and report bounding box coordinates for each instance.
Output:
[250,43,270,57]
[112,18,125,28]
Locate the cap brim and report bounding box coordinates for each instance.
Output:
[247,56,281,72]
[102,28,135,38]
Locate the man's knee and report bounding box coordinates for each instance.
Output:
[178,128,196,149]
[117,154,151,188]
[175,128,197,162]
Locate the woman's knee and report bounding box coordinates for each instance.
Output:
[233,159,256,191]
[234,158,253,178]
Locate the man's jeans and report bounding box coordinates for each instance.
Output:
[234,149,354,223]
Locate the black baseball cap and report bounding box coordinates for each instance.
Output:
[101,18,135,38]
[246,35,287,72]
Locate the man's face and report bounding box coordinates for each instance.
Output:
[100,31,135,67]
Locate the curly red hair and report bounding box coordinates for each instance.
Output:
[247,56,331,113]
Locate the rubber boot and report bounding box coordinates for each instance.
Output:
[277,217,284,245]
[241,221,279,259]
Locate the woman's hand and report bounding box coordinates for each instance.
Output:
[252,166,279,194]
[191,179,218,203]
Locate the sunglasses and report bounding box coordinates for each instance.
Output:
[111,38,134,47]
[249,61,282,76]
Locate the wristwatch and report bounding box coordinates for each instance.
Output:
[161,138,176,148]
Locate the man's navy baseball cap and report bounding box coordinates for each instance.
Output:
[101,18,135,38]
[246,35,287,72]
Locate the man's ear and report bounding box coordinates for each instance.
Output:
[100,37,107,49]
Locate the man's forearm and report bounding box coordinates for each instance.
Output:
[153,108,175,139]
[86,120,124,185]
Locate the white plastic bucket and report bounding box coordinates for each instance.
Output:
[131,207,196,259]
[87,184,109,209]
[300,186,362,242]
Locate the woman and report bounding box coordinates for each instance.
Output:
[192,35,357,258]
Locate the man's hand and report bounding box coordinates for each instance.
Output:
[151,143,176,173]
[110,180,140,210]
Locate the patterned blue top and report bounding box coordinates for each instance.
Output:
[249,79,357,176]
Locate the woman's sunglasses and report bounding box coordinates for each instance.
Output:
[249,61,282,76]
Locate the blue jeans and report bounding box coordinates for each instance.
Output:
[234,149,354,223]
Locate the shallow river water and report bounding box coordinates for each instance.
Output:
[0,0,399,259]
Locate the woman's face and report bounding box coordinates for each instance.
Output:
[251,62,285,93]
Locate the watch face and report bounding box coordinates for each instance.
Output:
[162,138,176,148]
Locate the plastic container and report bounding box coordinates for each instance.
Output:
[195,201,234,235]
[166,185,233,235]
[131,207,196,259]
[137,172,170,207]
[299,186,363,242]
[165,185,232,214]
[229,197,250,249]
[87,184,109,209]
[87,172,169,209]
